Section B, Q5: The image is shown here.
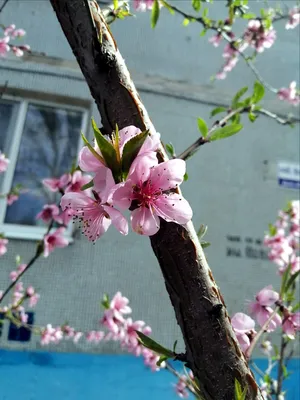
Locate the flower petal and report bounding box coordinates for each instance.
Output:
[112,182,133,210]
[153,193,192,224]
[150,159,186,191]
[131,207,160,236]
[94,167,116,203]
[103,205,128,235]
[61,192,93,211]
[79,146,103,172]
[119,125,141,152]
[127,154,158,184]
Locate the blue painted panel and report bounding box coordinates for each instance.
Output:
[0,350,299,399]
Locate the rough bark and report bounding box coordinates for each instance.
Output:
[49,1,263,398]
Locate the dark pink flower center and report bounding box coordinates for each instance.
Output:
[132,180,161,208]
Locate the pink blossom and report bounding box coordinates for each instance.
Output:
[7,193,19,205]
[26,286,40,307]
[36,204,60,223]
[42,173,71,192]
[56,208,74,226]
[113,157,192,236]
[255,285,279,307]
[231,312,256,353]
[41,324,63,345]
[0,238,8,256]
[175,377,189,399]
[86,330,105,343]
[4,24,16,37]
[12,29,26,38]
[122,318,147,349]
[110,292,132,315]
[101,308,125,335]
[133,0,155,12]
[17,264,27,274]
[278,81,300,106]
[286,7,300,30]
[208,33,222,47]
[282,312,300,339]
[243,20,276,52]
[0,37,10,57]
[0,151,9,172]
[9,270,18,282]
[142,348,165,371]
[65,171,92,193]
[43,227,69,257]
[248,302,281,331]
[12,46,23,57]
[60,191,128,241]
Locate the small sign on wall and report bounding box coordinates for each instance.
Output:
[277,161,300,189]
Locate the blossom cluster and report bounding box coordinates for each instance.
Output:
[231,201,300,356]
[0,24,30,58]
[277,81,300,106]
[60,124,192,240]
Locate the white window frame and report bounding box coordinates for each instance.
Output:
[0,95,90,241]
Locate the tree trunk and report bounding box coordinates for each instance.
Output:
[49,1,262,398]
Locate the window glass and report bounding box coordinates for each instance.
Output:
[4,103,82,226]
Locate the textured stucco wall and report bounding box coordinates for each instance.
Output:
[0,0,299,358]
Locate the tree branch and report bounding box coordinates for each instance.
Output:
[49,1,263,398]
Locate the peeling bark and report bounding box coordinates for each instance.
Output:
[49,1,263,398]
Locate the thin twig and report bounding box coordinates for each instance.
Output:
[165,361,198,396]
[0,0,9,14]
[178,106,245,160]
[0,220,54,305]
[258,108,300,125]
[276,330,288,397]
[247,306,279,358]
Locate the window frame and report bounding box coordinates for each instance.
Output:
[0,95,90,241]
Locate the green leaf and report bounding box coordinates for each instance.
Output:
[280,264,292,297]
[210,106,227,117]
[197,224,208,239]
[292,302,300,312]
[201,241,211,248]
[268,223,277,237]
[81,179,94,191]
[197,117,208,137]
[121,130,149,175]
[113,0,118,10]
[165,142,175,158]
[101,294,110,309]
[242,13,257,19]
[234,379,247,400]
[285,270,300,293]
[192,0,201,12]
[91,118,120,178]
[182,18,190,26]
[173,340,178,353]
[160,0,175,15]
[136,331,174,358]
[248,112,258,122]
[203,7,209,17]
[151,0,160,28]
[232,86,248,108]
[251,81,265,104]
[183,172,188,181]
[200,28,207,36]
[210,124,243,141]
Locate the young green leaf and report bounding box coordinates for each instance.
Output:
[160,0,175,15]
[183,18,190,26]
[197,224,208,239]
[101,294,110,309]
[173,340,178,353]
[183,172,189,181]
[81,179,94,191]
[252,81,265,104]
[165,142,175,158]
[210,124,243,141]
[81,132,105,164]
[197,117,208,137]
[136,331,174,358]
[210,106,227,117]
[234,379,247,400]
[285,270,300,293]
[232,86,248,108]
[113,0,118,10]
[157,355,168,366]
[268,223,277,237]
[121,130,149,175]
[91,119,120,178]
[151,0,160,28]
[192,0,201,12]
[201,241,211,248]
[248,112,258,122]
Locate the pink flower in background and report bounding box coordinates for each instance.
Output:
[255,285,279,307]
[174,377,189,399]
[86,330,105,343]
[286,7,300,30]
[143,348,165,371]
[110,292,132,315]
[243,20,276,52]
[43,227,69,257]
[231,312,256,353]
[12,28,26,38]
[6,193,19,205]
[0,151,9,172]
[61,191,128,241]
[278,81,300,106]
[113,157,192,235]
[0,238,8,256]
[101,308,125,335]
[4,24,16,37]
[133,0,156,12]
[249,301,281,332]
[41,325,63,345]
[0,38,10,56]
[36,204,60,223]
[282,312,300,339]
[26,286,40,307]
[65,171,92,193]
[42,173,71,192]
[209,33,222,47]
[56,208,74,226]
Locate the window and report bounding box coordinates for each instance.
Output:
[0,96,89,240]
[7,312,34,342]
